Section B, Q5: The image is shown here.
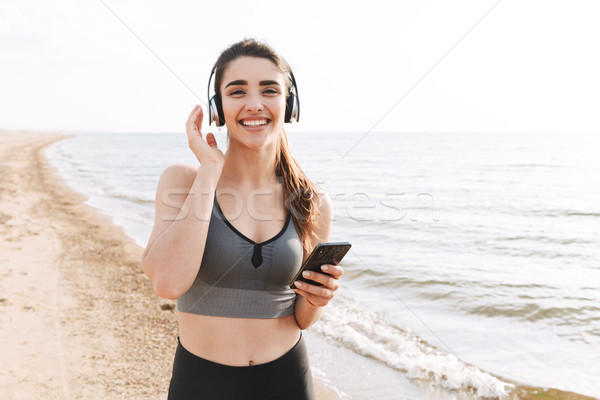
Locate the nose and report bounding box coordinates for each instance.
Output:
[245,91,264,112]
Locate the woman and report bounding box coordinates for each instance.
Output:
[141,39,343,399]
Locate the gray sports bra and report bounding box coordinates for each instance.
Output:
[176,195,303,319]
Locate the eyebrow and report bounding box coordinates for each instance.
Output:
[224,79,281,88]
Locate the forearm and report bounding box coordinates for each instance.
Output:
[294,295,325,330]
[142,167,219,298]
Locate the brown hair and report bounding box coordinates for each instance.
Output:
[212,38,321,252]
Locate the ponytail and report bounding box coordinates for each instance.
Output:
[275,130,321,253]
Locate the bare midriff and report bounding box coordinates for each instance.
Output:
[177,311,301,366]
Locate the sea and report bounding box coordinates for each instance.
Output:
[45,131,600,399]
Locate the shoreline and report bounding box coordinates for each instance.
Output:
[2,131,596,400]
[0,131,339,399]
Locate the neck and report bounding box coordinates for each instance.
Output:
[220,139,279,189]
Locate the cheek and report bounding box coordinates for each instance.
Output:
[222,100,242,125]
[271,100,286,121]
[222,99,237,116]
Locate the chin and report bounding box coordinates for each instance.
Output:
[244,137,275,150]
[231,129,281,150]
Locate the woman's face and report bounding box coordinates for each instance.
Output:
[220,56,287,150]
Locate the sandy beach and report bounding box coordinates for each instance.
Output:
[0,132,338,399]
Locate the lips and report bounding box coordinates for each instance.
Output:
[239,118,271,127]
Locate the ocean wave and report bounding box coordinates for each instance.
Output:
[313,297,513,398]
[495,235,594,245]
[523,209,600,218]
[465,303,600,324]
[565,212,600,217]
[109,193,155,205]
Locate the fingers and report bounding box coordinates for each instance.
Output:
[300,270,339,291]
[293,279,335,299]
[186,105,203,136]
[321,264,344,279]
[292,264,344,307]
[195,105,203,133]
[206,132,218,148]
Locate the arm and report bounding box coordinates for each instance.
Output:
[141,164,219,299]
[141,105,224,299]
[293,191,344,330]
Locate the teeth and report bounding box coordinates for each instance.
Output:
[242,119,268,127]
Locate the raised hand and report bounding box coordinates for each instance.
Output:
[185,105,225,171]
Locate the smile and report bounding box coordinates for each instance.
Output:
[239,119,270,127]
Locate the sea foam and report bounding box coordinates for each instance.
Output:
[313,297,514,399]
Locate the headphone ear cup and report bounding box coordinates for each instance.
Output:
[209,96,217,126]
[215,95,225,126]
[285,92,299,123]
[209,95,225,126]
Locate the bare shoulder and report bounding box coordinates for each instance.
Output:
[154,163,199,217]
[314,185,333,220]
[142,164,198,259]
[158,163,198,190]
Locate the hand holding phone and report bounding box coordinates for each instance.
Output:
[290,242,351,289]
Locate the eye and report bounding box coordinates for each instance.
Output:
[229,89,245,96]
[263,88,280,95]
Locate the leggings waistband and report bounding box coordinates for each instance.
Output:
[168,332,314,400]
[175,332,304,372]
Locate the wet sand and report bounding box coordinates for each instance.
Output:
[0,131,339,399]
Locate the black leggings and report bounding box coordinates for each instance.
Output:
[167,334,315,400]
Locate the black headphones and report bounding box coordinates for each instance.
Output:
[207,66,300,127]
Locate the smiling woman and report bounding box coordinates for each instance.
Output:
[140,39,341,400]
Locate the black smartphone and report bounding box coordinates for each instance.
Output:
[289,242,352,289]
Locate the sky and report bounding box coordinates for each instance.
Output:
[1,0,599,134]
